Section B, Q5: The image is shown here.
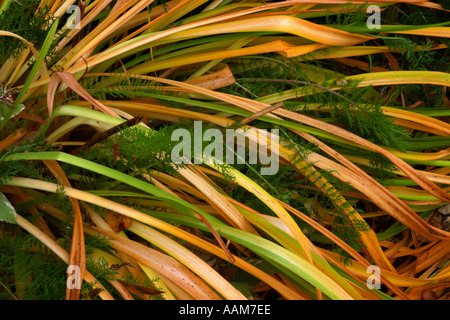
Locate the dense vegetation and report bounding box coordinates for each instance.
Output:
[0,0,449,300]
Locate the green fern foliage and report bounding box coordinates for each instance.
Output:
[0,1,54,64]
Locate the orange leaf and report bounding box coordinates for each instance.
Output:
[160,15,374,46]
[47,72,120,118]
[0,129,28,151]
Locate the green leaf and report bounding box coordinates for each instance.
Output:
[0,192,16,224]
[0,17,59,132]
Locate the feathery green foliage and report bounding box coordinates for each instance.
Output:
[0,1,50,63]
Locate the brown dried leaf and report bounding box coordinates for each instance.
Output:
[184,63,235,90]
[47,72,120,118]
[437,203,450,216]
[105,211,131,232]
[116,279,164,296]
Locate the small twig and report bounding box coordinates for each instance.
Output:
[70,115,143,155]
[238,102,285,126]
[196,211,236,264]
[110,262,135,270]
